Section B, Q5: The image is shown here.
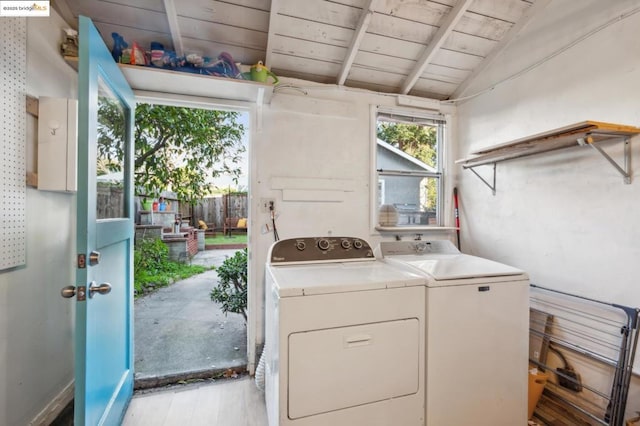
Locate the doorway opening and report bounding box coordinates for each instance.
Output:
[122,101,252,388]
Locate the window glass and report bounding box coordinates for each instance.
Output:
[96,76,127,219]
[375,109,445,227]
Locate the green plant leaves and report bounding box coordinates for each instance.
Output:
[210,249,247,320]
[133,239,206,295]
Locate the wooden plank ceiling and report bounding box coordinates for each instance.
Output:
[54,0,547,100]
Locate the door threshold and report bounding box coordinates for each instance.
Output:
[134,364,248,390]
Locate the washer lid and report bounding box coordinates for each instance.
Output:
[387,253,524,281]
[268,261,426,297]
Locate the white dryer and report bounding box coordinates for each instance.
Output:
[378,240,529,426]
[265,237,428,426]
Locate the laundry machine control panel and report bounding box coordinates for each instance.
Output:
[270,237,374,263]
[379,240,460,257]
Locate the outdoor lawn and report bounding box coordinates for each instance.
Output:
[205,234,248,246]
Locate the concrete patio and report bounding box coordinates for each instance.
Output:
[134,248,247,389]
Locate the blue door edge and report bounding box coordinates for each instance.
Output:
[100,372,134,426]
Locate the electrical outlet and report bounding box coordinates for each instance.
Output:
[260,198,275,213]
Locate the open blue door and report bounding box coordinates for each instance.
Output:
[74,16,135,425]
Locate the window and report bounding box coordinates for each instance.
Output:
[373,107,446,228]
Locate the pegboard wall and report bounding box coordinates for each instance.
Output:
[1,18,27,270]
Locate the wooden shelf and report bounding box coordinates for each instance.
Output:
[64,56,274,104]
[458,121,640,167]
[457,121,640,193]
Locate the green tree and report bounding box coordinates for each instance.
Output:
[97,102,245,204]
[377,122,437,167]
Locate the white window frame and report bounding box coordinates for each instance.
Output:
[370,105,447,232]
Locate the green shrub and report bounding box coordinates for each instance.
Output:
[134,239,206,296]
[210,249,247,321]
[134,239,168,273]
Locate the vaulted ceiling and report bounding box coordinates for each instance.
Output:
[54,0,549,100]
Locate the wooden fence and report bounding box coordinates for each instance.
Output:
[180,193,248,230]
[129,193,247,230]
[97,184,124,219]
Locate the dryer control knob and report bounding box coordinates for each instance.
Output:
[341,239,351,249]
[295,241,306,251]
[353,239,363,249]
[317,239,330,251]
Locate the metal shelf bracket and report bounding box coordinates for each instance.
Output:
[466,163,496,195]
[464,135,632,194]
[587,135,631,184]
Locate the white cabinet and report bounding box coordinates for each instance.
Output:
[37,97,77,192]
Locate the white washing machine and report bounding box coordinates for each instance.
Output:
[265,237,428,426]
[378,240,529,426]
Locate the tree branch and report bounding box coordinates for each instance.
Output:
[135,133,169,168]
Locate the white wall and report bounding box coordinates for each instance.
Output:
[454,0,640,417]
[250,89,374,354]
[0,13,77,426]
[249,85,455,361]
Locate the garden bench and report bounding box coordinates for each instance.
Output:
[223,217,247,236]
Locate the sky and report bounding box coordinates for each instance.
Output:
[207,110,249,192]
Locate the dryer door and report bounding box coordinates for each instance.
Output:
[288,318,420,419]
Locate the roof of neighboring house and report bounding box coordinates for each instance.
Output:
[377,139,437,173]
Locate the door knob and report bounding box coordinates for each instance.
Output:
[89,281,112,298]
[61,283,109,300]
[61,285,77,298]
[61,285,86,301]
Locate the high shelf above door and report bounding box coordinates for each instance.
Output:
[64,56,274,105]
[456,121,640,194]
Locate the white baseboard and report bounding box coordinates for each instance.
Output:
[29,380,74,426]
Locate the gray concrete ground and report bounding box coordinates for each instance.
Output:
[134,249,247,388]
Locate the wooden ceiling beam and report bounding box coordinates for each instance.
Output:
[451,0,552,99]
[162,0,184,57]
[337,0,375,86]
[400,0,474,95]
[265,0,280,68]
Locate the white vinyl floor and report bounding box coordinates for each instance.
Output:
[122,376,268,426]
